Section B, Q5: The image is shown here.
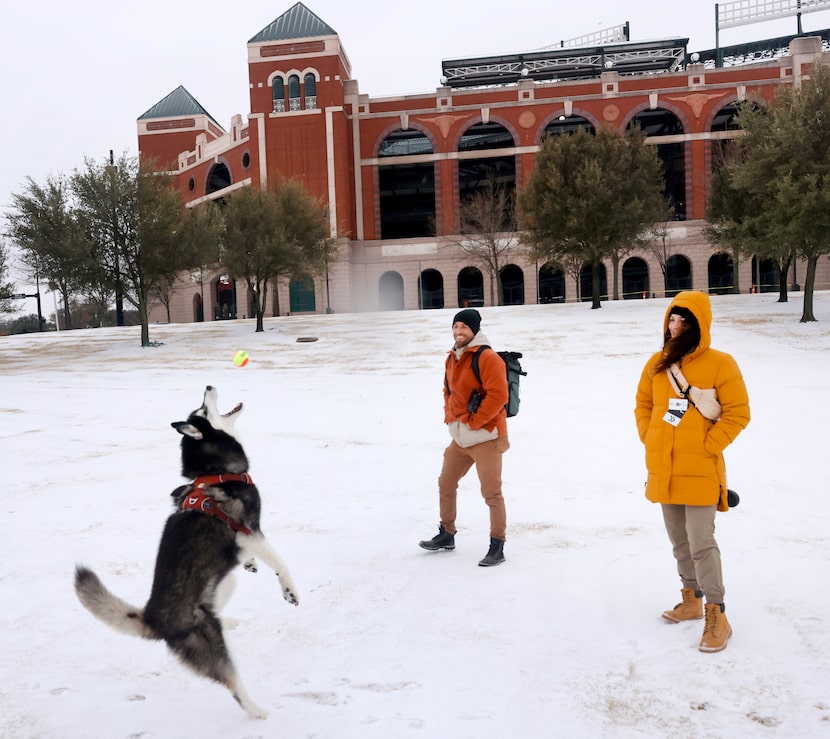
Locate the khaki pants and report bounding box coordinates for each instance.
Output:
[438,437,509,541]
[661,503,725,603]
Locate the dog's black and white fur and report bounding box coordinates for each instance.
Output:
[74,386,299,719]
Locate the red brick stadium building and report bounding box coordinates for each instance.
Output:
[139,2,830,322]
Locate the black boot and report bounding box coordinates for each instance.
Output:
[478,538,505,567]
[419,524,455,551]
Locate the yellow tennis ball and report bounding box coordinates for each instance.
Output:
[233,350,249,367]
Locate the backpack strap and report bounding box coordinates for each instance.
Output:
[446,345,493,396]
[470,345,491,387]
[445,345,490,396]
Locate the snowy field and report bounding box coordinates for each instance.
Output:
[2,292,829,738]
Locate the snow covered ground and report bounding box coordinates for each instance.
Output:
[2,292,829,738]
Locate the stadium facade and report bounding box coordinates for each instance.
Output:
[138,2,830,322]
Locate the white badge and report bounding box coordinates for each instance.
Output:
[663,397,688,427]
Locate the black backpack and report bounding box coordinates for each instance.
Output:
[471,346,526,418]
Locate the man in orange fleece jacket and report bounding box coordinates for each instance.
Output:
[419,309,510,567]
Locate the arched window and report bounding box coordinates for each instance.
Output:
[379,130,433,157]
[288,74,301,111]
[419,268,444,309]
[206,162,231,194]
[710,102,742,133]
[458,266,484,308]
[379,271,405,310]
[543,115,595,137]
[304,73,317,110]
[193,293,204,322]
[215,275,237,320]
[459,122,514,151]
[709,102,759,179]
[666,255,692,297]
[628,108,686,220]
[378,129,436,239]
[622,257,650,299]
[538,263,565,303]
[580,263,608,302]
[500,264,525,306]
[272,77,285,113]
[457,122,516,231]
[708,253,734,295]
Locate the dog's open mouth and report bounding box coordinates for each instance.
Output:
[223,403,243,417]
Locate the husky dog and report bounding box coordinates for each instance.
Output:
[74,385,299,719]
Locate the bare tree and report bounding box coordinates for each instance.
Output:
[449,175,518,306]
[73,154,207,345]
[645,221,675,297]
[0,238,16,315]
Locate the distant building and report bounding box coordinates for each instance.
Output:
[138,2,830,322]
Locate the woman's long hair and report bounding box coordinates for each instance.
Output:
[654,309,700,372]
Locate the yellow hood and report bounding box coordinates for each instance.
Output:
[663,291,712,355]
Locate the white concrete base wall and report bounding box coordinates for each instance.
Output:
[148,221,830,323]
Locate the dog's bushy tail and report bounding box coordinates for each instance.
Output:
[74,566,157,640]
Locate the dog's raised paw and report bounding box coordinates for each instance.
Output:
[244,704,268,720]
[284,588,300,606]
[243,558,258,573]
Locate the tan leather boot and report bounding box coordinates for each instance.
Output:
[699,603,732,652]
[661,588,704,623]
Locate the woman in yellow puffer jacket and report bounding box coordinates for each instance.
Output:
[635,291,750,653]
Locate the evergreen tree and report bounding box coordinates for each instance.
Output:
[519,127,668,308]
[6,175,90,329]
[708,64,830,321]
[219,181,333,332]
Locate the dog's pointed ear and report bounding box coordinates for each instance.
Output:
[171,421,203,440]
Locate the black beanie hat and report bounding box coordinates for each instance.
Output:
[453,308,481,334]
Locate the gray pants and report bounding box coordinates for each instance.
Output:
[661,503,725,604]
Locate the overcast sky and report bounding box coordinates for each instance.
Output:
[3,0,829,293]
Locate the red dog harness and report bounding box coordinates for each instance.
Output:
[181,473,253,535]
